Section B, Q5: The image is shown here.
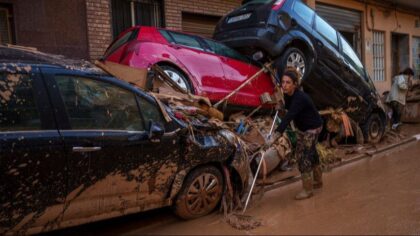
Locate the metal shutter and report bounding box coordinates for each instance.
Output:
[315,3,361,33]
[182,13,221,38]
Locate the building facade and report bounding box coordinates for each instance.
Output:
[0,0,419,93]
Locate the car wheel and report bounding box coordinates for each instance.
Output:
[361,113,384,144]
[160,65,193,93]
[173,166,224,219]
[278,47,308,81]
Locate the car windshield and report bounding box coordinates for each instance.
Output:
[241,0,272,5]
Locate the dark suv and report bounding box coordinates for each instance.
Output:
[0,46,248,235]
[214,0,386,143]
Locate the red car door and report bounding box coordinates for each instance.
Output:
[202,39,274,107]
[162,30,226,102]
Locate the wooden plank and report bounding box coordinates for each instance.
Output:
[95,60,148,89]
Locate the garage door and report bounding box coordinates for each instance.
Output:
[182,13,221,38]
[316,3,362,56]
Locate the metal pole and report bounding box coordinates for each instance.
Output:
[242,111,278,214]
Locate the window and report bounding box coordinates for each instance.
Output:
[373,31,385,81]
[412,37,420,80]
[293,1,314,26]
[55,76,143,131]
[163,30,203,50]
[0,73,41,131]
[137,96,164,129]
[0,4,14,44]
[104,29,138,58]
[340,35,365,78]
[111,0,164,38]
[202,39,250,63]
[315,15,338,46]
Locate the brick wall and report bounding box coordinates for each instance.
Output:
[164,0,241,30]
[85,0,112,60]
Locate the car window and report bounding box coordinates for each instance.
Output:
[137,96,164,130]
[315,15,338,46]
[340,35,365,78]
[203,39,250,63]
[165,31,204,51]
[54,75,144,131]
[104,29,138,58]
[293,1,314,26]
[0,72,41,131]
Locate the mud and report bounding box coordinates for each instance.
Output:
[118,140,420,235]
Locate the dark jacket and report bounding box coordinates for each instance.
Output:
[276,89,323,134]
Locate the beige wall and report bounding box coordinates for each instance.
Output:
[315,0,420,94]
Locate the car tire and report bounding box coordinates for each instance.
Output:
[277,47,309,82]
[361,113,384,144]
[173,166,224,220]
[160,65,193,93]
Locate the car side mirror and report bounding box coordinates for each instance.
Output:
[148,121,164,142]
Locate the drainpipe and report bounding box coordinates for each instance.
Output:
[365,0,373,32]
[130,1,136,27]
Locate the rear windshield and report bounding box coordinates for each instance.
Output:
[241,0,272,5]
[104,29,139,58]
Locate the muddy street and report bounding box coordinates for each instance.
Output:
[52,139,420,235]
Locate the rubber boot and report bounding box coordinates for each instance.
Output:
[313,165,323,189]
[295,173,313,200]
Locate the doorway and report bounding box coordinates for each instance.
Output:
[391,33,409,77]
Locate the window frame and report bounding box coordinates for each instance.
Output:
[372,30,386,82]
[159,29,207,52]
[292,0,315,27]
[53,74,146,131]
[0,65,56,132]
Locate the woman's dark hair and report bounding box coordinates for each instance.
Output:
[400,67,414,76]
[283,69,300,85]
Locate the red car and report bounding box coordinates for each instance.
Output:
[103,26,274,109]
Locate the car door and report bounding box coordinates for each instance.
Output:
[338,34,372,117]
[134,95,181,205]
[310,14,349,109]
[201,38,268,107]
[160,30,226,101]
[41,68,149,221]
[0,65,66,234]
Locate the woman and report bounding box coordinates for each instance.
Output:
[386,67,414,129]
[276,69,323,200]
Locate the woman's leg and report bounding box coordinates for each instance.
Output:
[294,131,320,200]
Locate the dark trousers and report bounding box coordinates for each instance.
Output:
[294,128,321,174]
[389,101,403,125]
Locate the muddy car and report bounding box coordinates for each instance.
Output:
[0,46,248,235]
[214,0,386,143]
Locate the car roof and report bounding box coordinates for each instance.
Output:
[0,45,106,75]
[0,45,163,105]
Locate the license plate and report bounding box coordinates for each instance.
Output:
[227,13,251,24]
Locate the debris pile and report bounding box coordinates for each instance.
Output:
[402,84,420,123]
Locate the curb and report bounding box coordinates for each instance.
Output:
[263,135,419,192]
